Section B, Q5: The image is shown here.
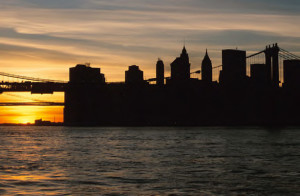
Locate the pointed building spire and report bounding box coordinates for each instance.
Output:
[182,45,187,54]
[203,49,211,62]
[202,49,212,82]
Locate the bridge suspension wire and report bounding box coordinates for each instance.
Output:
[212,65,222,81]
[5,93,51,103]
[3,93,64,106]
[246,50,265,59]
[279,51,298,60]
[279,48,300,60]
[0,72,67,83]
[279,53,291,60]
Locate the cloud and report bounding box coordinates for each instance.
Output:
[0,0,299,123]
[3,0,300,15]
[0,0,299,82]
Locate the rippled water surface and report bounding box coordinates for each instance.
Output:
[0,126,299,195]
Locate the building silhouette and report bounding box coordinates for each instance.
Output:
[283,59,300,89]
[63,44,300,126]
[201,49,212,82]
[250,64,268,85]
[70,64,105,84]
[125,65,145,85]
[220,49,246,85]
[169,46,190,83]
[156,59,164,86]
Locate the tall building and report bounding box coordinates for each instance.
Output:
[156,59,164,86]
[250,64,267,84]
[220,49,246,85]
[201,49,212,82]
[283,60,300,88]
[170,46,191,82]
[69,64,105,84]
[125,65,144,85]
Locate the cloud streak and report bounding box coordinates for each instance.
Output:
[0,0,299,123]
[0,0,299,81]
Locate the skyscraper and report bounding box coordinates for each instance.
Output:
[201,49,212,82]
[156,59,164,86]
[220,49,246,85]
[170,46,191,82]
[283,60,300,88]
[125,65,144,85]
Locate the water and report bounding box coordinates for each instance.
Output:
[0,126,299,195]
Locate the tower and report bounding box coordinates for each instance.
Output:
[264,43,280,87]
[220,49,246,85]
[170,46,191,82]
[125,65,144,85]
[156,59,164,86]
[201,49,212,82]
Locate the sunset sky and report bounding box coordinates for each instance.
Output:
[0,0,300,123]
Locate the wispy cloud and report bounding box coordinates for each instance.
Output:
[0,0,299,81]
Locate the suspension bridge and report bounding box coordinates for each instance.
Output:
[0,43,299,106]
[0,73,67,106]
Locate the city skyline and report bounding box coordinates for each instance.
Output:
[0,0,300,123]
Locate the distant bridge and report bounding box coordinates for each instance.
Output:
[245,43,300,86]
[0,72,67,106]
[0,81,66,94]
[0,102,64,106]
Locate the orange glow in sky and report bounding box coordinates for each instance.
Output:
[0,0,299,123]
[0,106,63,124]
[0,92,64,123]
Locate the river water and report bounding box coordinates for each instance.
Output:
[0,126,299,195]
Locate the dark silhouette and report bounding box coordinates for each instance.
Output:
[0,43,300,126]
[251,64,268,85]
[70,64,105,84]
[125,65,145,85]
[201,49,212,82]
[61,44,300,126]
[283,60,300,89]
[169,46,191,83]
[265,43,280,87]
[156,59,164,86]
[219,49,247,86]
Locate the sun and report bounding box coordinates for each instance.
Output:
[14,115,35,124]
[0,106,63,124]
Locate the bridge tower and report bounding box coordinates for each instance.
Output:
[265,45,272,83]
[264,43,280,87]
[272,43,280,87]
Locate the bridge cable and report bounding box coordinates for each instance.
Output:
[0,72,67,83]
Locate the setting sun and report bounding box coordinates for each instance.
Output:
[0,106,63,124]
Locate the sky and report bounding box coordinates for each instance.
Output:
[0,0,300,123]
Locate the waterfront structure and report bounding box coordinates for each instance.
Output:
[70,64,105,84]
[220,49,246,85]
[125,65,144,85]
[0,43,298,126]
[170,46,190,83]
[156,59,164,86]
[250,64,268,84]
[265,44,280,87]
[283,60,300,88]
[61,44,300,126]
[201,49,212,82]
